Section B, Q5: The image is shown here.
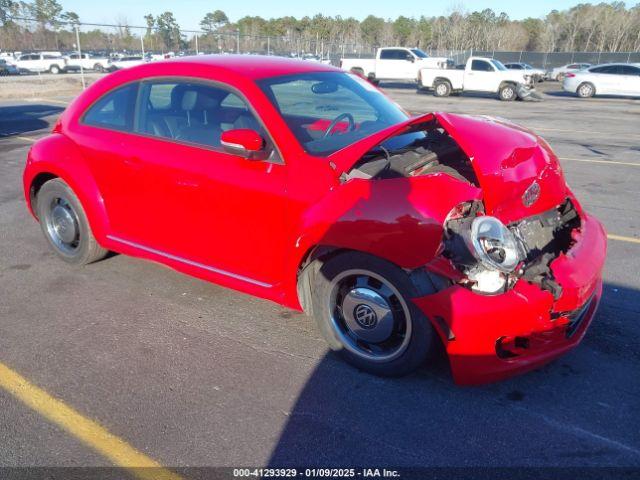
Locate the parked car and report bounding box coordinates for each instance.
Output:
[503,62,546,82]
[0,52,17,66]
[341,47,450,84]
[108,56,146,70]
[65,53,111,72]
[16,52,67,74]
[0,58,19,75]
[548,63,591,81]
[23,55,606,385]
[418,56,534,100]
[563,63,640,98]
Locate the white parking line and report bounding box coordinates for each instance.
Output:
[535,126,640,139]
[559,157,640,167]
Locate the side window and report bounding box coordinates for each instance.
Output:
[471,60,493,72]
[83,83,138,131]
[136,80,267,151]
[592,66,617,74]
[380,49,406,60]
[620,65,640,75]
[567,64,578,69]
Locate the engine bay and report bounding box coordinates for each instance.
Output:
[345,125,479,186]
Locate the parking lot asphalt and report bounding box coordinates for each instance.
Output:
[0,81,639,477]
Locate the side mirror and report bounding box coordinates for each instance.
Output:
[408,56,415,63]
[221,128,265,158]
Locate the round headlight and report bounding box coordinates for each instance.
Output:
[470,216,521,272]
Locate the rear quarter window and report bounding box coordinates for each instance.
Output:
[82,83,138,132]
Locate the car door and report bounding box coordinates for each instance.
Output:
[122,79,288,287]
[377,49,414,79]
[588,66,618,94]
[18,54,38,71]
[464,59,496,91]
[72,81,143,236]
[619,65,640,96]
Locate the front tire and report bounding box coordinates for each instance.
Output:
[577,82,595,98]
[94,63,104,72]
[310,252,435,377]
[36,179,108,265]
[499,83,516,101]
[49,65,60,74]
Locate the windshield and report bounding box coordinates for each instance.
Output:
[257,71,410,156]
[491,60,507,71]
[411,49,429,58]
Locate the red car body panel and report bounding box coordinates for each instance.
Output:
[414,214,606,384]
[23,56,607,384]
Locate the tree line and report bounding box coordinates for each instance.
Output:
[1,0,639,54]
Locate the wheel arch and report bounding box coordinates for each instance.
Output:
[499,80,517,90]
[295,244,449,317]
[24,134,110,242]
[432,76,452,87]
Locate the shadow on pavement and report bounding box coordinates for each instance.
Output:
[268,281,640,473]
[0,104,64,137]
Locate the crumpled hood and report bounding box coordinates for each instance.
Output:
[436,112,568,222]
[331,112,568,224]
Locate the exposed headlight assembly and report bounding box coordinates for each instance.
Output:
[469,216,521,273]
[444,205,523,295]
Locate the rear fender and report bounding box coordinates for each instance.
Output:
[23,134,110,242]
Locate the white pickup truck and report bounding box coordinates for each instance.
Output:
[340,47,451,84]
[64,53,111,72]
[418,56,534,101]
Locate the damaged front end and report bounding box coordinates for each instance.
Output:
[331,111,606,384]
[444,198,581,297]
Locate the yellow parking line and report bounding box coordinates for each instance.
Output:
[608,234,640,244]
[559,157,640,167]
[0,362,183,480]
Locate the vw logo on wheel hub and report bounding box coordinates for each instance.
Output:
[354,304,377,329]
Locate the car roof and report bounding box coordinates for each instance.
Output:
[590,63,636,68]
[166,54,338,80]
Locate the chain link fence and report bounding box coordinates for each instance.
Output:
[2,17,639,83]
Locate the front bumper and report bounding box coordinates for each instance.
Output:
[415,213,606,385]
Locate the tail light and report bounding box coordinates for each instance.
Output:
[565,73,576,78]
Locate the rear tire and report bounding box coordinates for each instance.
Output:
[499,83,516,101]
[49,65,60,74]
[577,82,595,98]
[433,79,452,97]
[310,251,435,377]
[94,63,104,72]
[36,179,108,265]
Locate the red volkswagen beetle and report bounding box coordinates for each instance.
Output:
[23,56,606,384]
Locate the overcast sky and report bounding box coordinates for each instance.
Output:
[58,0,639,29]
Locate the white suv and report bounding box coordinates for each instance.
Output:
[16,53,67,74]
